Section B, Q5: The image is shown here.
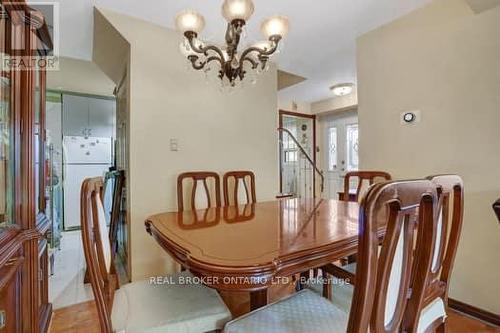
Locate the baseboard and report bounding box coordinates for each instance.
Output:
[449,298,500,327]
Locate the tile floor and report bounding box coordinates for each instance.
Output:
[49,230,94,309]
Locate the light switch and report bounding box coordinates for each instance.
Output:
[170,139,179,152]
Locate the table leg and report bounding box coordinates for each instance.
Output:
[250,289,268,311]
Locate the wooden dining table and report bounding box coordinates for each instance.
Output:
[145,198,362,310]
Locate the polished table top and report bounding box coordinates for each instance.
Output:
[146,199,360,290]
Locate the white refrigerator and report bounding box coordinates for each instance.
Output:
[63,136,112,230]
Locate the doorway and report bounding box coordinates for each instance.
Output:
[46,91,117,309]
[322,110,359,199]
[278,110,317,198]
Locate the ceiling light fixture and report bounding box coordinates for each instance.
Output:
[330,83,355,97]
[176,0,289,89]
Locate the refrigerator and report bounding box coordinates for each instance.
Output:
[63,136,112,230]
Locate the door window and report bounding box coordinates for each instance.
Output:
[346,124,359,171]
[328,127,338,171]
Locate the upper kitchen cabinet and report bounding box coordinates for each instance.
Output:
[63,94,116,138]
[62,94,88,137]
[89,97,115,138]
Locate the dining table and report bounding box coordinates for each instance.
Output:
[145,198,363,310]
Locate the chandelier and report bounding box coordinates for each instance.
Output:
[175,0,289,88]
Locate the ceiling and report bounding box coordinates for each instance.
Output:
[31,0,433,103]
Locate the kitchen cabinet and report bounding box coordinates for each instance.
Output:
[63,94,115,138]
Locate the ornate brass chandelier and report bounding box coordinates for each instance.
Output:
[176,0,289,88]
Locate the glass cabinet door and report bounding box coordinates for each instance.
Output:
[34,69,49,220]
[0,70,14,232]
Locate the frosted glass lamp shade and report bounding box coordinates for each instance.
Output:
[175,10,205,34]
[261,16,289,39]
[222,0,255,22]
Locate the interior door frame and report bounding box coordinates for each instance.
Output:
[278,110,317,196]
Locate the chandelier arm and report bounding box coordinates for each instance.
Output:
[242,56,259,69]
[238,42,280,68]
[188,56,207,70]
[206,56,224,67]
[186,36,226,63]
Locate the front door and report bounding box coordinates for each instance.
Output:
[323,113,359,199]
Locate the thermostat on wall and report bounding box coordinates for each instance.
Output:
[400,110,421,125]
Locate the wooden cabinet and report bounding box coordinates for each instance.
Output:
[0,2,53,332]
[0,256,23,333]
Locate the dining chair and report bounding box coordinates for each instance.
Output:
[223,171,256,206]
[84,170,124,285]
[403,175,464,333]
[81,177,232,333]
[339,170,392,202]
[223,179,439,333]
[177,171,221,211]
[324,170,393,285]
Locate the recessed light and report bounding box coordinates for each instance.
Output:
[330,83,354,96]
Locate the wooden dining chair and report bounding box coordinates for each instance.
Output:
[339,170,392,202]
[223,180,439,333]
[84,170,124,285]
[177,171,221,211]
[403,175,464,333]
[223,171,256,206]
[105,170,125,263]
[325,170,393,282]
[81,177,232,333]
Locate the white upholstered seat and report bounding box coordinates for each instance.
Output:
[416,297,446,333]
[223,290,348,333]
[307,276,354,313]
[111,271,232,333]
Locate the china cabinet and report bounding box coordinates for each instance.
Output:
[0,1,53,332]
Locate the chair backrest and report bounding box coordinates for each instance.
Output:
[347,179,439,333]
[223,171,256,206]
[80,177,116,333]
[343,171,392,202]
[177,172,221,212]
[105,170,125,259]
[403,175,464,332]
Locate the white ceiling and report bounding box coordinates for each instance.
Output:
[32,0,433,102]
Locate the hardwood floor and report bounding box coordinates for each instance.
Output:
[49,283,500,333]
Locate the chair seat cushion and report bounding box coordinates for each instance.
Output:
[223,289,348,333]
[308,276,354,313]
[111,272,232,333]
[417,297,446,333]
[341,262,356,274]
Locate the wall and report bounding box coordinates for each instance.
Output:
[311,91,358,115]
[95,8,279,281]
[358,0,500,313]
[277,99,312,114]
[47,57,115,96]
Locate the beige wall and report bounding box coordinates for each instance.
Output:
[47,57,115,96]
[96,8,279,281]
[277,99,312,114]
[311,91,358,115]
[358,0,500,313]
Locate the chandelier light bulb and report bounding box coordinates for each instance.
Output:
[261,16,289,39]
[175,9,206,34]
[222,0,255,23]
